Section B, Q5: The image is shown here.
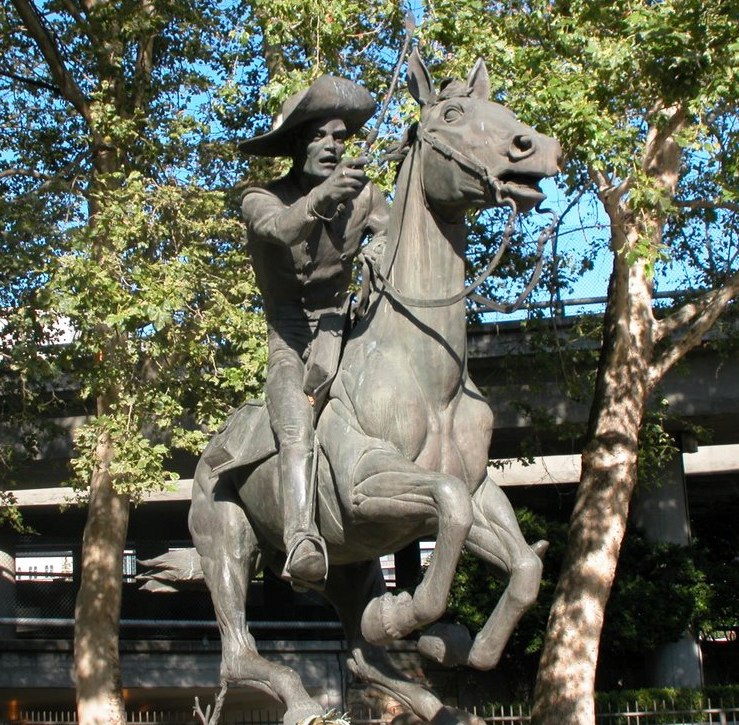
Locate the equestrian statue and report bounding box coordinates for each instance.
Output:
[141,50,562,725]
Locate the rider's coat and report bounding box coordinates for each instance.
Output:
[242,170,388,322]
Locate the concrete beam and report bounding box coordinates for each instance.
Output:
[488,454,581,487]
[683,443,739,475]
[489,443,738,486]
[9,444,737,505]
[10,479,194,507]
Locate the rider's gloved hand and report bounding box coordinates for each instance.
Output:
[308,157,369,218]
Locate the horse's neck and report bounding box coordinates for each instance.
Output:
[350,142,471,402]
[384,145,467,302]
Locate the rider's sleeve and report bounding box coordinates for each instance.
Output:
[365,183,390,243]
[360,184,389,269]
[242,187,320,247]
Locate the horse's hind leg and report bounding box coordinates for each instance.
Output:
[323,561,444,721]
[419,476,545,671]
[324,561,484,725]
[189,460,322,724]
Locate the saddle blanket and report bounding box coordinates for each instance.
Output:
[202,401,277,475]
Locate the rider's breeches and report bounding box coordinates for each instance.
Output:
[266,320,317,548]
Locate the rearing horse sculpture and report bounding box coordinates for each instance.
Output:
[143,50,561,725]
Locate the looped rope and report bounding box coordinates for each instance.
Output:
[467,203,558,314]
[365,125,558,313]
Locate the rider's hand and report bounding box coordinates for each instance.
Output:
[313,156,369,206]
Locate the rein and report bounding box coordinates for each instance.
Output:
[364,126,558,313]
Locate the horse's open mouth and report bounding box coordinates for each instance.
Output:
[497,173,546,212]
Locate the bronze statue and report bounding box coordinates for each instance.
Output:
[142,51,561,725]
[239,75,389,590]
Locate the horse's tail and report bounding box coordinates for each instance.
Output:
[137,548,205,593]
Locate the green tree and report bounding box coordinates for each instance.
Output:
[420,0,738,722]
[0,2,404,721]
[0,2,265,722]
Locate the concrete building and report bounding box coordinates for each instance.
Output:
[1,320,737,721]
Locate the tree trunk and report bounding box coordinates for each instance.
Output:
[74,429,130,725]
[531,249,654,725]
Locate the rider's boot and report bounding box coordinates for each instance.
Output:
[280,445,328,591]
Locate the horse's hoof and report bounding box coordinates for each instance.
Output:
[361,591,415,644]
[430,706,486,725]
[283,701,323,725]
[418,623,473,667]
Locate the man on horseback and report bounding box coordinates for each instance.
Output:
[239,76,389,590]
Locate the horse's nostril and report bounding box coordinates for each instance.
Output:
[509,134,535,160]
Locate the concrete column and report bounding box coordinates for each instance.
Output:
[0,534,16,640]
[631,451,692,546]
[630,445,703,688]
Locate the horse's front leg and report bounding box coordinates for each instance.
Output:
[418,476,546,671]
[351,448,473,645]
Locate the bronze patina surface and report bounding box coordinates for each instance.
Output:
[144,51,561,725]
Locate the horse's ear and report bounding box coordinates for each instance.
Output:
[467,58,490,100]
[408,48,434,106]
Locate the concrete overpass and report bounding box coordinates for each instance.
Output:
[1,320,737,719]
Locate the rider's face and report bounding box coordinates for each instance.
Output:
[297,118,347,181]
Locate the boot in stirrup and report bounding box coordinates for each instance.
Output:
[280,446,328,590]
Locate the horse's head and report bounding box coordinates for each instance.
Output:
[407,50,561,220]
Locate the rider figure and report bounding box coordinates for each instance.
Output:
[239,76,389,590]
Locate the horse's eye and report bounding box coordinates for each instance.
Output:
[443,105,463,123]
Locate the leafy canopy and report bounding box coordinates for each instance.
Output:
[0,0,409,507]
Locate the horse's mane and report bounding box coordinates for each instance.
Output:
[382,122,418,168]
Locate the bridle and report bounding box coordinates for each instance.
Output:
[363,117,558,314]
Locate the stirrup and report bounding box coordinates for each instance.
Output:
[282,534,329,592]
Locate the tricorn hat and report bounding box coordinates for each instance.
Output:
[239,75,376,157]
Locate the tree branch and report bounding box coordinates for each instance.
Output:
[675,197,739,214]
[10,0,93,123]
[650,269,739,388]
[59,0,87,26]
[4,148,89,201]
[132,0,156,110]
[0,167,52,180]
[588,167,611,192]
[588,166,631,213]
[0,68,61,96]
[642,102,686,176]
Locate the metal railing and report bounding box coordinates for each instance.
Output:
[8,701,739,725]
